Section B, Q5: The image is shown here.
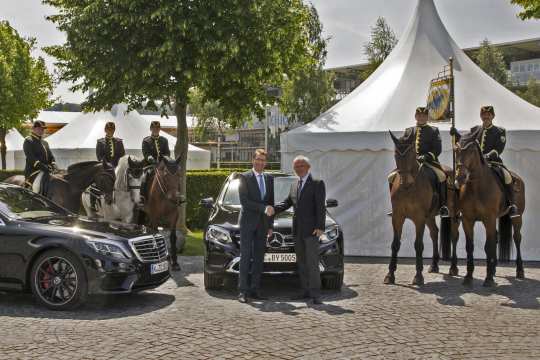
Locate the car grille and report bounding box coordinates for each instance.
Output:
[129,235,168,263]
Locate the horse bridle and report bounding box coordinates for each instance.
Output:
[394,144,420,184]
[456,141,483,184]
[125,168,142,203]
[154,165,180,205]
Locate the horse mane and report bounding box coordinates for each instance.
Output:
[64,161,108,189]
[66,161,101,175]
[115,156,131,191]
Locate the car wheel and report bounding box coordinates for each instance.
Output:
[204,271,223,290]
[30,249,88,310]
[322,273,344,290]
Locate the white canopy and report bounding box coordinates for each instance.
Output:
[281,0,540,260]
[42,104,210,169]
[2,129,25,170]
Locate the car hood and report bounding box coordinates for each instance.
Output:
[18,216,153,241]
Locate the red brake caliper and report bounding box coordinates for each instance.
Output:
[41,263,54,289]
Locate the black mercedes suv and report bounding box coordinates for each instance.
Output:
[0,183,170,310]
[200,172,344,291]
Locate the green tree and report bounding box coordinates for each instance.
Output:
[279,6,335,124]
[511,0,540,19]
[474,39,508,86]
[188,88,230,142]
[0,21,53,169]
[361,17,398,80]
[516,77,540,106]
[44,0,321,231]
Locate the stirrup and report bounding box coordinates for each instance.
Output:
[440,206,450,218]
[386,210,393,217]
[508,205,520,218]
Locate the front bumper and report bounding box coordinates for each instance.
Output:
[82,254,170,294]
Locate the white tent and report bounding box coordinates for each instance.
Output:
[281,0,540,260]
[3,129,25,170]
[36,104,211,169]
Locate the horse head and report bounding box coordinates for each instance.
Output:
[154,156,183,205]
[455,135,483,189]
[389,130,417,187]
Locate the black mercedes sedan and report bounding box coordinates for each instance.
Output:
[200,172,344,291]
[0,183,170,310]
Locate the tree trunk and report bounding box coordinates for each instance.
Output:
[174,100,189,234]
[0,127,7,170]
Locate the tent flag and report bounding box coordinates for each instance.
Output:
[427,60,454,124]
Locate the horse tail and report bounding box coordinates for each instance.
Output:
[440,217,452,261]
[498,214,513,262]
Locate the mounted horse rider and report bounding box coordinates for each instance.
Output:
[451,105,519,218]
[388,107,449,218]
[139,120,171,206]
[90,121,126,211]
[23,120,58,195]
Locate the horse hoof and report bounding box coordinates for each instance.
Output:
[462,277,473,287]
[516,270,525,279]
[383,274,395,285]
[483,278,496,287]
[171,263,181,272]
[411,275,424,286]
[449,266,459,277]
[428,265,439,273]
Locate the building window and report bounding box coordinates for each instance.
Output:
[520,64,525,72]
[535,63,540,71]
[528,64,534,72]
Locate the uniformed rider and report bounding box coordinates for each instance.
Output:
[23,120,57,195]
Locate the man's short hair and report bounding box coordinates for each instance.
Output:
[150,120,161,129]
[105,121,115,130]
[253,148,267,159]
[33,120,46,128]
[293,155,311,166]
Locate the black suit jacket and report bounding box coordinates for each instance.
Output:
[275,174,326,238]
[238,171,274,232]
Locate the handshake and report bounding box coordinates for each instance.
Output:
[264,206,275,216]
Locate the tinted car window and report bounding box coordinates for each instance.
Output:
[0,187,70,220]
[221,176,297,208]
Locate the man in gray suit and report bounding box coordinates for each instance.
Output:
[275,156,326,305]
[238,149,274,303]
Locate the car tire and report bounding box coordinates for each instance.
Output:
[204,271,223,290]
[322,273,343,290]
[30,249,88,310]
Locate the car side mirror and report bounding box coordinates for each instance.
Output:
[326,199,338,208]
[200,197,215,209]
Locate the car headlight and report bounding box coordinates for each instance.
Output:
[206,225,233,245]
[87,240,131,260]
[320,225,340,244]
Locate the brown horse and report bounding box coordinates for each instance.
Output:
[455,137,525,286]
[384,131,451,286]
[142,156,183,271]
[4,161,115,213]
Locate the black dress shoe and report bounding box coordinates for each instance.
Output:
[291,292,310,300]
[312,297,323,305]
[250,292,268,300]
[238,293,249,303]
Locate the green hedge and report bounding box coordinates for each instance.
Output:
[0,168,245,230]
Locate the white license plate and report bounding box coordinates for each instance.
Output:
[151,261,169,274]
[264,253,297,263]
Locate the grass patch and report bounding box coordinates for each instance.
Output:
[181,230,205,256]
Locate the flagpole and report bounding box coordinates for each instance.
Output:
[449,57,455,176]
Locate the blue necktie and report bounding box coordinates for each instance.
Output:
[257,174,265,199]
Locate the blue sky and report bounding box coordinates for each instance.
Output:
[2,0,540,102]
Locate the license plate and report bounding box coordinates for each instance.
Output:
[151,261,169,274]
[264,253,296,263]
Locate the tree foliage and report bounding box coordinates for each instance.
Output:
[511,0,540,19]
[188,88,230,142]
[279,5,335,124]
[474,39,508,86]
[516,77,540,106]
[361,17,398,80]
[43,0,322,230]
[0,21,53,169]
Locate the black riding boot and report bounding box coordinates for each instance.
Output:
[505,184,519,218]
[439,181,449,218]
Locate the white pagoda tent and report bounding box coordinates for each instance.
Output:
[3,129,25,170]
[281,0,540,260]
[39,104,211,170]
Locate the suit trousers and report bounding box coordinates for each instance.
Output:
[239,225,266,293]
[296,234,321,297]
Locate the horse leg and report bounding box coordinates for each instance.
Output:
[449,217,460,276]
[513,217,525,279]
[482,218,498,287]
[412,219,426,286]
[384,215,405,285]
[169,214,181,272]
[426,217,439,273]
[462,218,475,286]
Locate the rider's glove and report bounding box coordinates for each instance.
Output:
[417,155,428,163]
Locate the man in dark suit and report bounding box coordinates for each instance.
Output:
[238,149,274,303]
[275,156,326,305]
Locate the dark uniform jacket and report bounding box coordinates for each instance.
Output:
[275,174,326,239]
[404,124,442,164]
[96,137,125,167]
[23,133,56,181]
[142,135,170,163]
[469,125,506,164]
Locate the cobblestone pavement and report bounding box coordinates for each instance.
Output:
[1,257,539,360]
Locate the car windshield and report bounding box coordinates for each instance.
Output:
[221,176,297,209]
[0,186,70,220]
